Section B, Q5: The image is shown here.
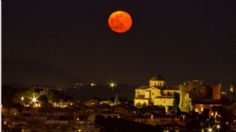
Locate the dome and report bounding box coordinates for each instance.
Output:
[150,75,165,81]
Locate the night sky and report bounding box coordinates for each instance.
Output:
[3,0,236,85]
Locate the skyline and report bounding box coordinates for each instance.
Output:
[3,0,236,85]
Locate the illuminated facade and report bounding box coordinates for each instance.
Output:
[134,76,192,112]
[230,84,234,93]
[213,83,221,100]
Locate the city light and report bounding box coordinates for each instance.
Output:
[34,103,41,108]
[28,94,41,108]
[90,82,96,87]
[230,84,234,93]
[210,112,214,116]
[21,96,24,101]
[32,97,37,103]
[109,82,117,89]
[110,83,115,87]
[208,128,213,132]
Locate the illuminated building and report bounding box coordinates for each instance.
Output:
[213,83,221,100]
[134,76,193,112]
[52,101,74,108]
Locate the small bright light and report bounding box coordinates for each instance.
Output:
[211,112,214,116]
[21,96,24,101]
[150,115,154,120]
[208,128,212,132]
[217,125,220,129]
[32,97,37,103]
[78,129,82,132]
[110,83,114,87]
[90,82,96,87]
[200,106,204,112]
[109,82,117,88]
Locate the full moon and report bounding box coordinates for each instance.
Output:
[108,10,132,33]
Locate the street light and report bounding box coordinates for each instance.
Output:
[217,124,220,132]
[21,96,24,101]
[90,82,96,87]
[32,97,37,103]
[30,94,39,108]
[109,82,117,89]
[208,128,212,132]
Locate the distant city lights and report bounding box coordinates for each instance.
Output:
[208,127,213,132]
[109,82,117,89]
[21,96,24,101]
[32,97,37,103]
[28,94,41,108]
[90,82,96,87]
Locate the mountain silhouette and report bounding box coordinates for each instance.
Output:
[2,59,84,85]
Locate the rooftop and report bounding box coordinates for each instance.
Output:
[136,86,149,90]
[150,75,165,81]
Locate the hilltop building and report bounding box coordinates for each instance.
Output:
[134,76,192,112]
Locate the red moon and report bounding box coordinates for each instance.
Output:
[108,11,132,33]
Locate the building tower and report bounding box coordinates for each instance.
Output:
[149,75,166,88]
[213,83,221,100]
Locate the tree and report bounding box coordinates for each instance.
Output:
[173,92,180,112]
[38,95,49,107]
[114,94,120,105]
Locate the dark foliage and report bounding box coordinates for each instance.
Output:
[95,115,162,132]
